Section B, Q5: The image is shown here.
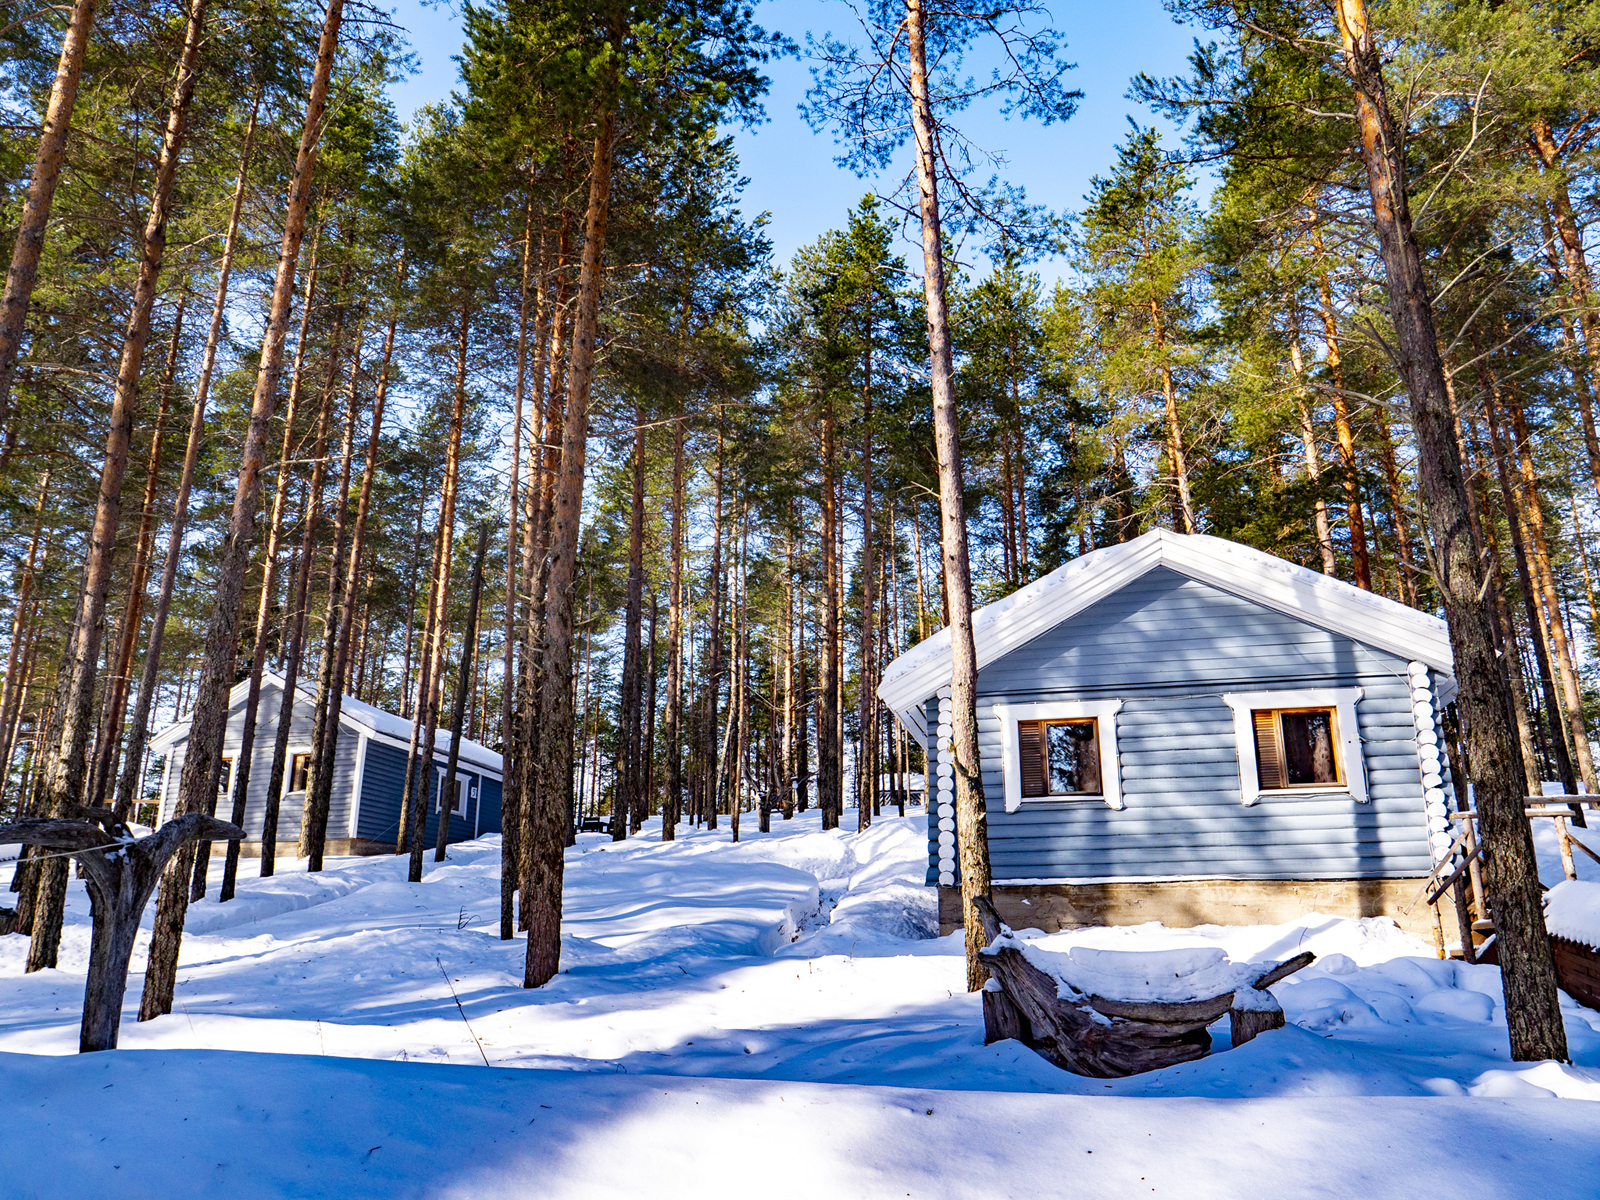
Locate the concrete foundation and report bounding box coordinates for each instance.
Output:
[939,877,1456,941]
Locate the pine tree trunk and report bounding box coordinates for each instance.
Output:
[1529,119,1600,506]
[28,0,209,973]
[435,526,488,862]
[397,522,442,855]
[526,113,614,988]
[906,0,993,992]
[858,325,875,831]
[1289,338,1338,574]
[216,198,315,897]
[138,0,346,1022]
[408,294,473,883]
[640,591,657,832]
[0,473,50,805]
[297,318,366,870]
[663,396,685,841]
[263,275,350,875]
[1373,412,1419,606]
[1502,383,1597,795]
[615,405,645,841]
[89,301,185,809]
[1482,376,1574,793]
[817,399,838,830]
[1332,0,1566,1062]
[501,192,537,939]
[0,0,100,433]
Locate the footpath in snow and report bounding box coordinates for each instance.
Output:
[2,808,1600,1197]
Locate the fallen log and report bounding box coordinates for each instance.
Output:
[974,895,1312,1077]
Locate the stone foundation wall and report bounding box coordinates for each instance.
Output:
[939,877,1454,941]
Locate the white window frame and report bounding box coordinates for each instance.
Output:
[435,768,467,816]
[992,699,1124,813]
[1222,687,1366,806]
[285,746,314,796]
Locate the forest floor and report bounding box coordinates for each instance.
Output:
[1,807,1599,1197]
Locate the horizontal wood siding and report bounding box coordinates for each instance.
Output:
[477,776,503,834]
[975,566,1430,882]
[159,682,492,850]
[926,696,941,884]
[357,739,408,843]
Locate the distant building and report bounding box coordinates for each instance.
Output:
[149,671,503,857]
[879,529,1455,938]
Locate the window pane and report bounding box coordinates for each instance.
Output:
[1280,710,1337,785]
[1045,721,1100,794]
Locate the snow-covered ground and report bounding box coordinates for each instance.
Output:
[3,808,1600,1197]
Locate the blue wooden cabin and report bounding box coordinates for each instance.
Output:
[149,671,503,857]
[878,530,1458,936]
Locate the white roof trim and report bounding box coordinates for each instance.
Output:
[147,669,504,777]
[877,529,1456,734]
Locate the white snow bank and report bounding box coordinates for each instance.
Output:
[1004,938,1267,1003]
[1546,880,1600,949]
[3,1048,1599,1200]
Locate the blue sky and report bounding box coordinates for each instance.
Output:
[382,0,1208,288]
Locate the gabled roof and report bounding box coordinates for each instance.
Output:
[877,528,1456,740]
[148,669,504,776]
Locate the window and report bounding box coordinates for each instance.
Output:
[1252,707,1340,790]
[1222,688,1366,806]
[436,770,466,816]
[288,752,311,795]
[992,700,1124,812]
[1019,719,1101,798]
[218,756,233,800]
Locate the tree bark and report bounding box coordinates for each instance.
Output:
[28,0,208,973]
[0,472,50,804]
[297,317,365,870]
[0,0,100,434]
[1502,382,1597,795]
[139,0,346,1022]
[663,397,685,841]
[408,294,473,883]
[527,113,614,988]
[1477,354,1576,797]
[1331,0,1566,1061]
[501,194,538,938]
[89,299,186,809]
[817,399,838,830]
[615,404,645,841]
[397,522,442,855]
[262,271,349,875]
[1289,338,1338,574]
[435,525,488,862]
[858,309,876,831]
[906,0,993,992]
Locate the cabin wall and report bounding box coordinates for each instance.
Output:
[157,683,497,852]
[355,739,501,846]
[923,566,1432,887]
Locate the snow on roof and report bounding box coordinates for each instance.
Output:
[149,670,503,776]
[1544,880,1600,950]
[877,528,1457,740]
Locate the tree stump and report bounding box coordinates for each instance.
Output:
[1228,993,1286,1047]
[0,810,242,1052]
[974,895,1312,1077]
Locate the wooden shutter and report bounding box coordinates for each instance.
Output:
[1252,710,1285,791]
[1018,720,1047,797]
